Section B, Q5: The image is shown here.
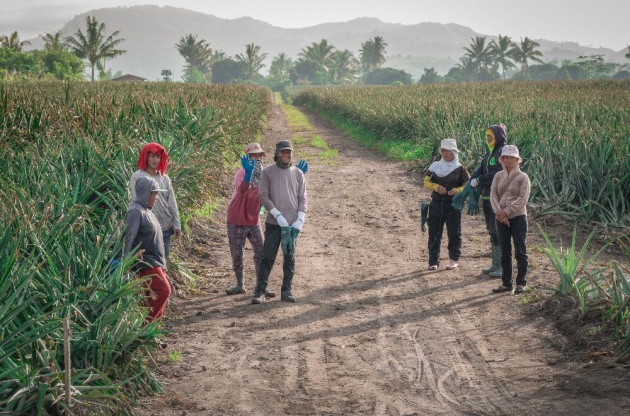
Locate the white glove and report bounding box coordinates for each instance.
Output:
[470,178,479,188]
[270,208,289,227]
[291,212,305,230]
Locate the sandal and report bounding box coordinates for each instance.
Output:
[428,265,438,271]
[514,285,526,294]
[492,285,513,293]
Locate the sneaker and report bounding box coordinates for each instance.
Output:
[281,291,296,303]
[265,289,277,298]
[514,285,526,294]
[251,293,265,304]
[225,285,246,295]
[428,265,438,271]
[492,285,513,294]
[446,260,458,270]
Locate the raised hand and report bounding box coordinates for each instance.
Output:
[296,159,308,174]
[241,155,255,182]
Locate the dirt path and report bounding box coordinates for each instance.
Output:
[137,104,629,415]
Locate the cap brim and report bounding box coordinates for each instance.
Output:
[277,147,293,151]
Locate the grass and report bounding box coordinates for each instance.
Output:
[305,105,432,162]
[167,350,183,362]
[277,97,339,163]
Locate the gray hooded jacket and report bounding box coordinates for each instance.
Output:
[123,176,166,270]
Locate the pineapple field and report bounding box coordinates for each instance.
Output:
[1,80,629,415]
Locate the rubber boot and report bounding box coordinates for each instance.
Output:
[482,245,499,274]
[489,246,503,277]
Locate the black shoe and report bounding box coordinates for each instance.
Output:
[251,293,265,304]
[265,289,276,298]
[492,285,513,294]
[281,291,296,302]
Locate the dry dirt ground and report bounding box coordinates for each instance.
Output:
[136,103,630,416]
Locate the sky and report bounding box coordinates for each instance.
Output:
[1,0,629,51]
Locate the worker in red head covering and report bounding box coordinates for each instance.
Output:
[137,142,169,174]
[129,143,182,260]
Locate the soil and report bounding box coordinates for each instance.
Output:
[136,103,630,416]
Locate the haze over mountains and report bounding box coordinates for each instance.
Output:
[24,5,628,81]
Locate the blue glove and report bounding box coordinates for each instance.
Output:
[109,258,120,273]
[280,226,295,256]
[468,187,481,215]
[296,159,308,175]
[241,155,255,183]
[451,182,472,211]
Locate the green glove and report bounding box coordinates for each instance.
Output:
[280,226,294,255]
[468,187,481,215]
[289,228,300,256]
[420,202,429,233]
[451,182,471,211]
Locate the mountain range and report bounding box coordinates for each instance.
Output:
[25,5,629,81]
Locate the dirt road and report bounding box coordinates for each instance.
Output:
[137,104,630,415]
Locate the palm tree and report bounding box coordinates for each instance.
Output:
[175,34,214,79]
[490,34,517,79]
[330,50,359,84]
[463,36,494,74]
[359,36,388,72]
[299,39,336,72]
[42,31,66,52]
[510,37,544,74]
[0,31,31,51]
[235,43,268,80]
[64,16,125,81]
[268,53,293,86]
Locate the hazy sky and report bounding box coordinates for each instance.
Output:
[2,0,629,51]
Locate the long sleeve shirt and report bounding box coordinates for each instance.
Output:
[124,177,166,270]
[226,168,262,226]
[259,164,307,225]
[129,170,181,231]
[490,167,531,219]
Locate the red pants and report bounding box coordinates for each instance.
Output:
[138,266,172,322]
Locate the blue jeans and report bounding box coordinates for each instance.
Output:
[162,227,174,258]
[497,215,528,288]
[255,223,295,295]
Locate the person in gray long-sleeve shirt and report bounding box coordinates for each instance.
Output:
[123,176,172,321]
[252,140,307,304]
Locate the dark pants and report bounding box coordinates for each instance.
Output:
[427,200,462,266]
[255,223,295,295]
[482,199,499,246]
[162,227,174,258]
[497,215,528,288]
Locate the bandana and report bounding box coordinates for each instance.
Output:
[138,143,168,174]
[428,153,461,177]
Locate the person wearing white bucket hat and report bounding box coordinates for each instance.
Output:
[423,138,470,270]
[490,145,531,294]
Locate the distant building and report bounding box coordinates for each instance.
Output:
[111,74,146,82]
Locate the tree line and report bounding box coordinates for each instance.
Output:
[2,15,629,84]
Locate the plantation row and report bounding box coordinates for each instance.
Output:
[0,81,271,414]
[292,80,630,228]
